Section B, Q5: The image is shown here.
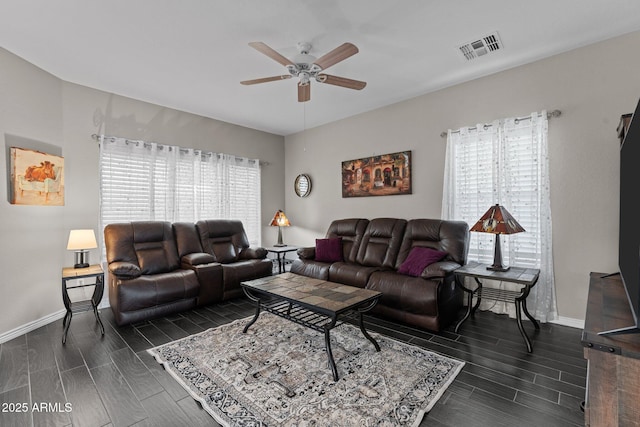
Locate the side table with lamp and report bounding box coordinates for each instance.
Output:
[268,210,297,272]
[454,204,541,352]
[62,229,105,344]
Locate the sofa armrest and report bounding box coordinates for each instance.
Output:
[420,261,461,279]
[297,247,316,260]
[181,252,216,267]
[108,261,142,279]
[239,246,267,260]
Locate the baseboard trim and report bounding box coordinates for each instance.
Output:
[1,300,112,345]
[0,305,585,344]
[0,309,66,344]
[550,316,584,329]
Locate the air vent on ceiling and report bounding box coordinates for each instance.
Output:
[458,32,503,61]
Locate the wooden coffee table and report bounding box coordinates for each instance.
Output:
[241,272,382,381]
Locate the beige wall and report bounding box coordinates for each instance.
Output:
[0,47,284,340]
[284,30,640,322]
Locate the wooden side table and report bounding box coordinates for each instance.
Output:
[454,261,540,352]
[61,264,105,344]
[265,246,299,274]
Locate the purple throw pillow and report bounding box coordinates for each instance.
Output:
[398,246,448,277]
[315,237,344,263]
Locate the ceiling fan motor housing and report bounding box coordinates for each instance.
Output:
[288,42,321,79]
[293,42,316,66]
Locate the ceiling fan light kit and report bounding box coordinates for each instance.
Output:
[241,41,366,102]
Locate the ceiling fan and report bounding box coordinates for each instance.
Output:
[241,41,367,102]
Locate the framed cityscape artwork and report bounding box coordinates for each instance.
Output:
[342,150,412,198]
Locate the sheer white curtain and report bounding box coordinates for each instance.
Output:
[442,112,557,322]
[99,136,261,247]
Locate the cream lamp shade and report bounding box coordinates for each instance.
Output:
[67,229,98,269]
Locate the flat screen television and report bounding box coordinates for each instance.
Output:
[600,98,640,336]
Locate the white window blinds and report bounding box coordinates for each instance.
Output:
[99,137,262,247]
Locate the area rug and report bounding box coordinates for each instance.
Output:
[148,312,464,426]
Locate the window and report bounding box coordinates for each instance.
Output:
[442,112,556,321]
[99,137,261,248]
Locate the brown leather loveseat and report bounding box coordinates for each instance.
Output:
[291,217,469,331]
[104,220,272,325]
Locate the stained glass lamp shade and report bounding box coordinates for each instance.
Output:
[470,204,525,271]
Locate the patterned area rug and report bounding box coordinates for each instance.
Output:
[148,312,464,426]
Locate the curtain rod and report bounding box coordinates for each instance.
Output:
[91,134,270,166]
[92,133,150,145]
[439,109,561,138]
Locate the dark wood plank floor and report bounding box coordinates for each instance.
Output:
[0,297,586,426]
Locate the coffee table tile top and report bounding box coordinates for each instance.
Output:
[242,272,381,312]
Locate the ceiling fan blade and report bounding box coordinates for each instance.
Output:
[248,42,295,67]
[312,43,359,70]
[317,74,367,90]
[240,75,292,85]
[298,83,310,102]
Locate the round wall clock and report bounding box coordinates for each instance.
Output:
[294,174,312,197]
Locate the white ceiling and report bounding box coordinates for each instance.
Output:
[2,0,640,136]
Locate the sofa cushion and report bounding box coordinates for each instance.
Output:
[136,244,174,274]
[173,222,204,258]
[395,219,470,269]
[328,262,379,288]
[315,237,344,263]
[133,222,181,274]
[208,240,237,263]
[355,218,407,268]
[367,271,439,317]
[325,219,369,263]
[196,219,252,264]
[104,221,181,274]
[116,269,199,312]
[290,259,331,280]
[398,247,447,277]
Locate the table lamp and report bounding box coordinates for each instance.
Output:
[470,204,524,272]
[270,210,290,247]
[67,229,98,268]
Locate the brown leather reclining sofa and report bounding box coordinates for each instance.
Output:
[291,218,469,331]
[104,220,272,325]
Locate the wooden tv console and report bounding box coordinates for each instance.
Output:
[581,272,640,426]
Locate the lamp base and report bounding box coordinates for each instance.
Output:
[73,250,90,269]
[274,226,287,247]
[487,265,510,272]
[487,234,510,272]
